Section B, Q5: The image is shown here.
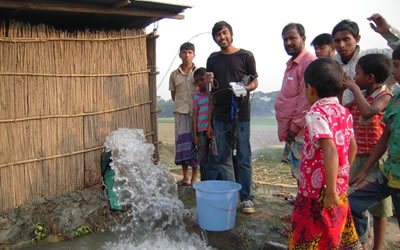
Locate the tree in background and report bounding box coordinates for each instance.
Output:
[157,98,174,117]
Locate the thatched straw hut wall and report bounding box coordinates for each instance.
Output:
[0,20,157,211]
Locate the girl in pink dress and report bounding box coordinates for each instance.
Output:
[288,58,361,249]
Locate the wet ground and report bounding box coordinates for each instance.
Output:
[162,122,400,250]
[12,123,399,249]
[10,175,400,250]
[178,182,400,250]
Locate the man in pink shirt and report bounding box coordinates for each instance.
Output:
[275,23,317,181]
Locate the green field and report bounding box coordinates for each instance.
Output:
[157,116,280,149]
[158,117,174,123]
[250,116,277,126]
[158,116,276,125]
[157,120,294,186]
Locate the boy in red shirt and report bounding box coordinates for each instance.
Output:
[343,53,393,249]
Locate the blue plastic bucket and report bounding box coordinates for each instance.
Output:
[192,180,242,231]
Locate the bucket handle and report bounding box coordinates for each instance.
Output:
[197,192,235,211]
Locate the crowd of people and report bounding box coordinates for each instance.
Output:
[168,13,400,249]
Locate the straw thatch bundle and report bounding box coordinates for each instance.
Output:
[0,20,157,212]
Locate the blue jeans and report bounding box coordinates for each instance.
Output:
[197,132,209,181]
[207,120,253,201]
[349,169,400,240]
[288,141,302,181]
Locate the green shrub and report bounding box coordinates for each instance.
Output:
[32,220,47,243]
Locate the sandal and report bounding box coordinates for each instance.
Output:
[176,180,191,187]
[279,214,292,222]
[280,227,291,238]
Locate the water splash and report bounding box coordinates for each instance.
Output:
[102,128,210,249]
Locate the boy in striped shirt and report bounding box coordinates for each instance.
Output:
[192,67,210,181]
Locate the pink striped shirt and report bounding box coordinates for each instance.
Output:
[275,49,317,142]
[193,89,209,132]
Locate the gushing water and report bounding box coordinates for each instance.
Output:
[101,128,210,249]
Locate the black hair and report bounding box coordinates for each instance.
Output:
[282,23,305,37]
[194,67,207,78]
[357,54,391,83]
[304,58,343,98]
[393,46,400,60]
[311,33,333,46]
[332,19,359,38]
[212,21,233,41]
[179,42,195,53]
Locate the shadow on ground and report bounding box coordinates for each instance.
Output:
[178,183,400,250]
[178,183,297,250]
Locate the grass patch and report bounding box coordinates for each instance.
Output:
[158,123,175,146]
[157,119,295,186]
[252,146,296,186]
[158,117,174,123]
[158,143,176,168]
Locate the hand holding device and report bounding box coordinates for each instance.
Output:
[229,82,247,97]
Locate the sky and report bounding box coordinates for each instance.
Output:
[145,0,400,100]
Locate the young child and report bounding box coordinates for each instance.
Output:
[288,58,360,249]
[349,46,400,242]
[343,53,393,249]
[192,67,210,181]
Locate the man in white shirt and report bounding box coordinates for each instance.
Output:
[332,14,399,105]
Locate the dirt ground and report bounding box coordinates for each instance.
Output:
[159,122,400,249]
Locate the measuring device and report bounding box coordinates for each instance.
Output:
[229,82,247,97]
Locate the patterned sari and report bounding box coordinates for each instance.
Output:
[288,189,362,249]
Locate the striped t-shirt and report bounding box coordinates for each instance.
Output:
[193,89,209,132]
